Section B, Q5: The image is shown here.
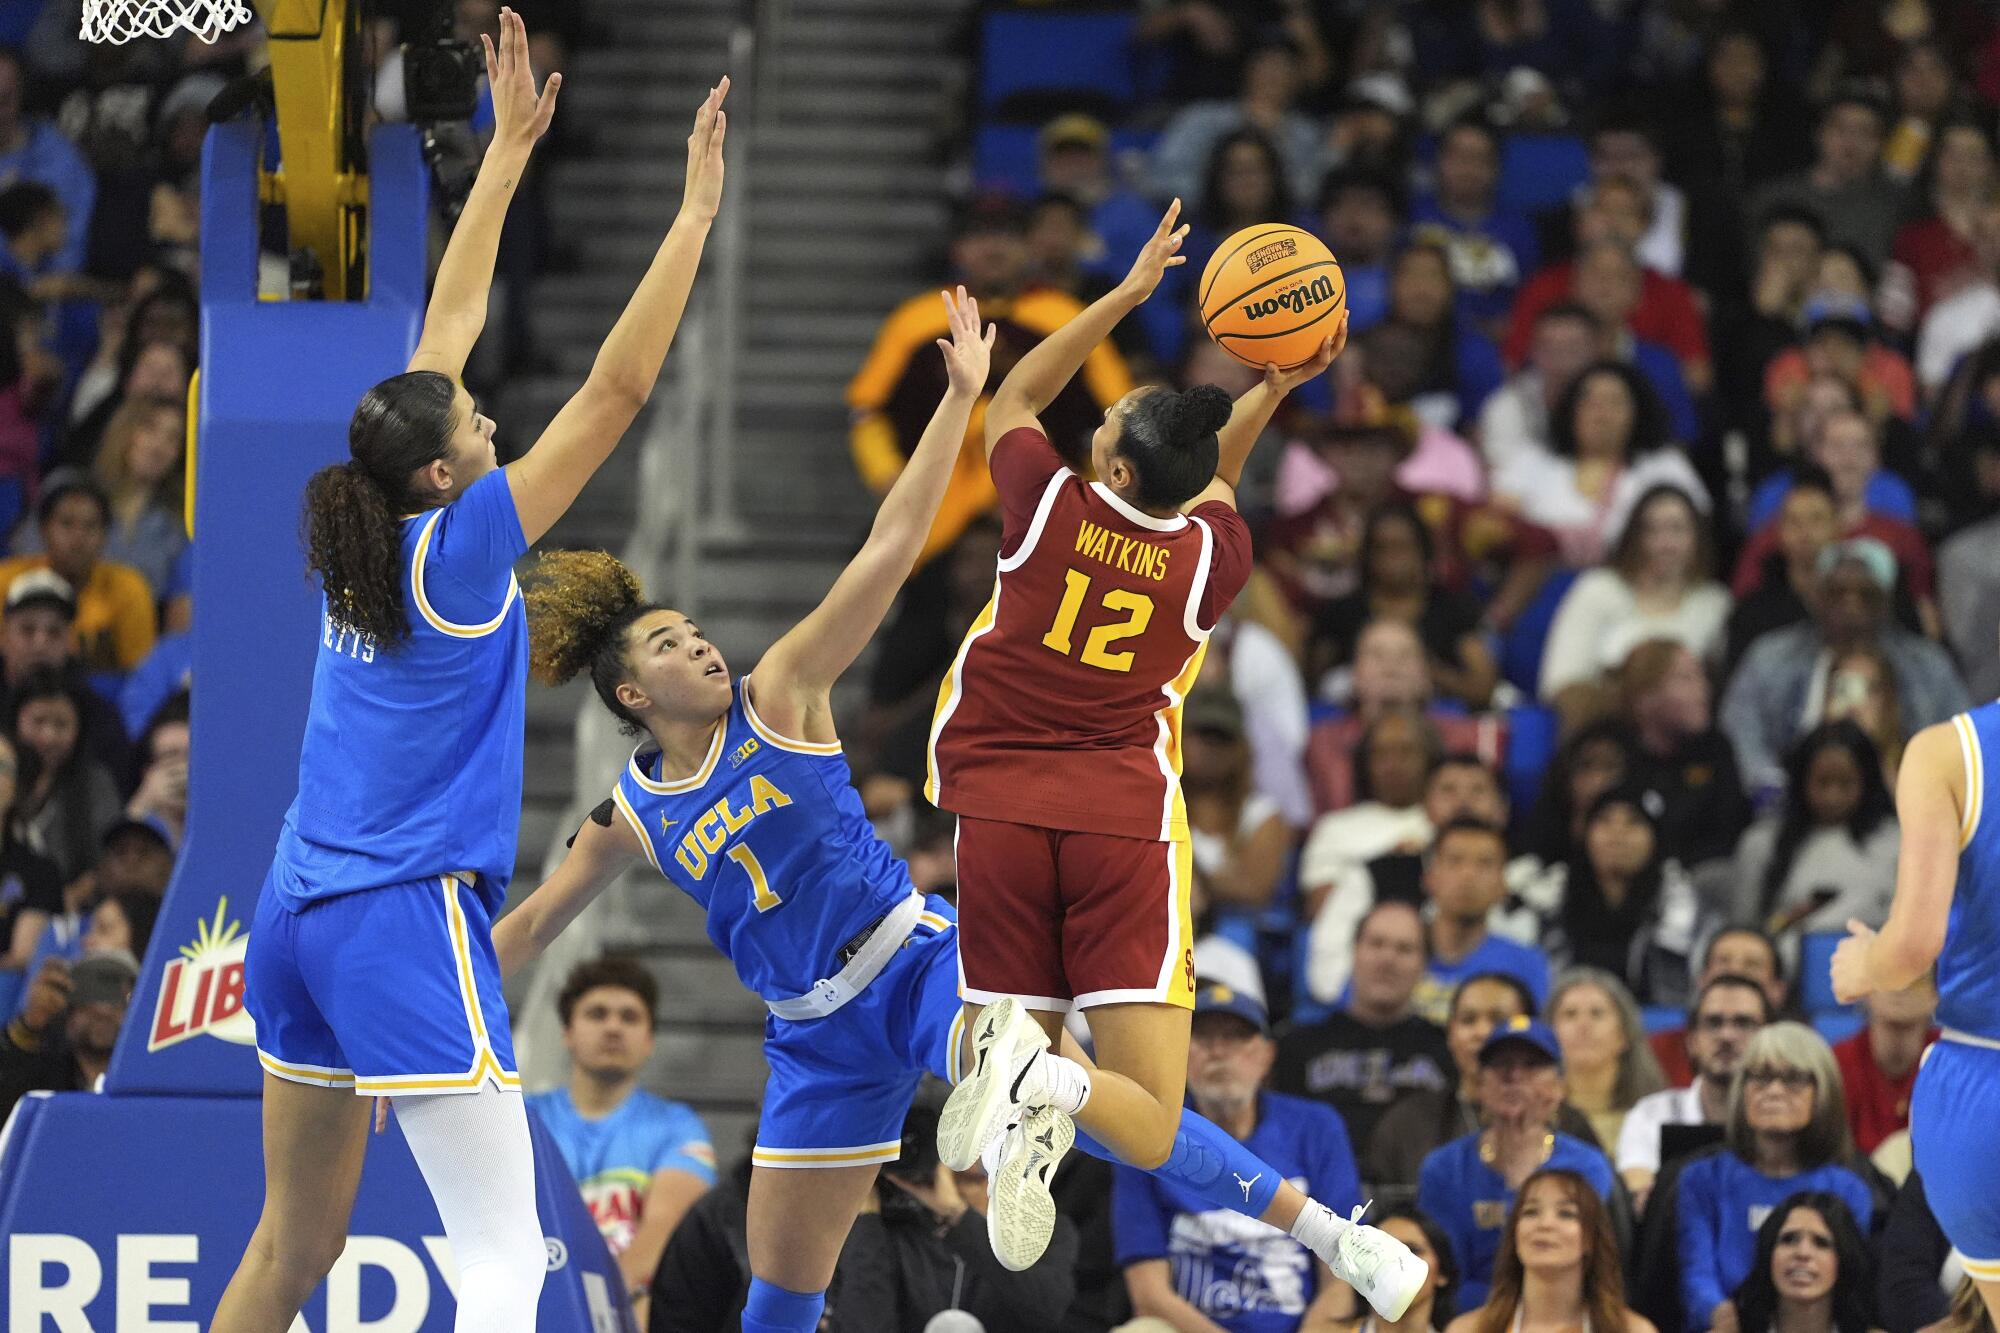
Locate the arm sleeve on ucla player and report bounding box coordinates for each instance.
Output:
[1191,502,1255,631]
[649,1102,718,1185]
[423,468,529,619]
[1110,1160,1174,1266]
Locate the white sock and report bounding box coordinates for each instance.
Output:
[1021,1049,1092,1116]
[1288,1199,1346,1256]
[397,1086,546,1332]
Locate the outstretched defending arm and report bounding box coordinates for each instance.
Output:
[504,78,730,545]
[982,201,1188,454]
[751,289,993,732]
[493,812,643,980]
[407,7,560,382]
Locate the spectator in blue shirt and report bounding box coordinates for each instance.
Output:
[1318,167,1404,335]
[0,49,93,272]
[1418,1017,1617,1309]
[1442,1168,1657,1333]
[1114,983,1363,1333]
[1671,1023,1874,1333]
[525,956,716,1327]
[1410,119,1539,334]
[1414,819,1551,1024]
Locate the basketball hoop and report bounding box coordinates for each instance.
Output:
[81,0,253,44]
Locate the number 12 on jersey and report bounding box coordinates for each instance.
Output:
[1041,568,1155,672]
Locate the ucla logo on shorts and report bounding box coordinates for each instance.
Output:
[728,738,761,768]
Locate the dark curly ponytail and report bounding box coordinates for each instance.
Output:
[1114,383,1232,510]
[521,550,660,733]
[302,370,458,644]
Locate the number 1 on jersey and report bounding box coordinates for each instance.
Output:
[728,843,783,913]
[1041,568,1155,672]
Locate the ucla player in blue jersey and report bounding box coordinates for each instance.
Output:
[214,17,730,1333]
[496,290,1427,1333]
[1832,687,2000,1327]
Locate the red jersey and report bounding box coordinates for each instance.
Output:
[926,427,1254,842]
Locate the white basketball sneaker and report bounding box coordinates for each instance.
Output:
[981,1103,1074,1272]
[937,997,1051,1172]
[1314,1203,1430,1322]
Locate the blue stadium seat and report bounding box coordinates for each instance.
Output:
[1798,932,1844,1014]
[1499,567,1578,696]
[979,10,1143,115]
[1501,703,1558,824]
[1641,1005,1683,1035]
[1496,135,1592,213]
[1812,1010,1864,1045]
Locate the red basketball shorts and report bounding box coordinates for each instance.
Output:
[952,813,1196,1012]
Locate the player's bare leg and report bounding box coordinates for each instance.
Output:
[212,1075,373,1332]
[743,1164,882,1330]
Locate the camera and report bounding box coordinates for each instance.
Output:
[402,37,481,123]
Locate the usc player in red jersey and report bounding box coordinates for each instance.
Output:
[927,205,1430,1314]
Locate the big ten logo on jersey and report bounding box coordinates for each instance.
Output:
[728,737,761,768]
[8,1231,618,1332]
[323,609,377,663]
[148,897,254,1052]
[669,774,792,881]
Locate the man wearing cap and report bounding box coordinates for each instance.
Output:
[1415,1016,1616,1308]
[0,565,130,777]
[1113,982,1363,1332]
[0,946,135,1118]
[1037,113,1158,298]
[1723,537,1968,797]
[847,197,1132,568]
[0,471,155,674]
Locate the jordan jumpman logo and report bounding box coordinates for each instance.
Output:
[1236,1171,1262,1202]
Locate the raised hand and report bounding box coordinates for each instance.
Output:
[1263,311,1350,394]
[481,7,561,153]
[1119,199,1191,302]
[682,77,730,224]
[935,285,997,398]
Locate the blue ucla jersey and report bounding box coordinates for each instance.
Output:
[275,468,528,914]
[612,677,913,1002]
[1942,704,2000,1037]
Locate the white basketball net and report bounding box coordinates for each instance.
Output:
[81,0,253,44]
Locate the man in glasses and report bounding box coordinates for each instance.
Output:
[1615,973,1772,1208]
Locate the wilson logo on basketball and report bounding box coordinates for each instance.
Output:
[1244,238,1297,274]
[1239,274,1339,323]
[148,896,256,1052]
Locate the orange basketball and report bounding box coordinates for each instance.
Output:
[1198,224,1346,371]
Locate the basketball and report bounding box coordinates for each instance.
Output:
[1198,224,1346,371]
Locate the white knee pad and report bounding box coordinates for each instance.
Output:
[395,1087,547,1331]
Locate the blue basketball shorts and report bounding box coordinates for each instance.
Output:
[244,860,519,1097]
[1914,1037,2000,1273]
[750,894,962,1169]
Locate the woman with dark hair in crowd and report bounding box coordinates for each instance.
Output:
[1444,1169,1657,1333]
[1376,241,1505,429]
[1544,784,1720,1009]
[1183,127,1300,281]
[1674,1023,1875,1333]
[215,28,713,1333]
[1732,723,1898,964]
[1820,644,1907,787]
[1343,1207,1460,1333]
[1525,720,1640,866]
[0,731,58,977]
[1731,1192,1876,1333]
[1540,484,1729,717]
[1492,359,1709,565]
[1311,499,1497,709]
[80,886,160,961]
[8,668,121,882]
